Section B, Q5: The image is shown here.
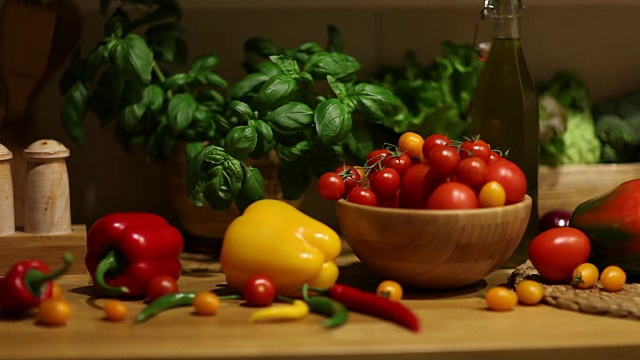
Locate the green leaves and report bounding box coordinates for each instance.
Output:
[168,93,196,133]
[110,34,154,84]
[304,51,360,79]
[254,74,298,110]
[315,98,352,144]
[349,82,402,122]
[61,81,89,146]
[264,102,313,135]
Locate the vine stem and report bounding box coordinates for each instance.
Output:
[153,62,173,98]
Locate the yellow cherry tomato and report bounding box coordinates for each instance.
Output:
[515,280,544,305]
[478,181,506,208]
[103,300,128,322]
[38,298,71,326]
[572,263,599,289]
[376,280,403,302]
[193,292,220,316]
[50,282,63,300]
[485,286,517,311]
[398,132,424,158]
[600,265,626,292]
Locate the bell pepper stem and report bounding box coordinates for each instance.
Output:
[95,249,130,295]
[25,252,75,296]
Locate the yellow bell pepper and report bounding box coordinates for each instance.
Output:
[221,199,341,296]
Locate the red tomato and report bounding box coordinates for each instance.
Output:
[528,227,591,283]
[366,149,391,172]
[347,186,378,206]
[426,181,478,210]
[398,164,430,209]
[317,172,345,201]
[427,145,460,177]
[459,138,491,163]
[422,134,450,159]
[243,275,277,307]
[147,275,179,301]
[487,150,502,164]
[335,165,363,195]
[378,192,400,208]
[384,153,412,178]
[486,159,526,204]
[370,167,401,198]
[456,157,487,188]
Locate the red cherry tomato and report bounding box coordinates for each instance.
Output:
[456,157,487,188]
[384,153,412,178]
[378,192,400,208]
[459,138,491,163]
[347,186,378,206]
[335,165,363,195]
[486,158,527,204]
[422,134,450,159]
[243,275,277,307]
[366,149,391,172]
[427,145,460,177]
[426,181,478,210]
[528,227,591,283]
[370,167,401,198]
[398,164,430,209]
[147,275,179,301]
[317,172,346,201]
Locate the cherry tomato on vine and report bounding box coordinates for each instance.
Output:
[572,263,599,289]
[193,292,221,315]
[600,265,626,292]
[147,275,179,301]
[376,280,403,302]
[347,186,378,206]
[427,182,478,210]
[384,153,412,178]
[317,172,346,201]
[485,286,517,311]
[38,298,71,326]
[515,280,544,305]
[366,149,391,171]
[456,157,487,188]
[486,159,527,204]
[528,227,591,283]
[427,145,460,177]
[398,132,424,158]
[335,165,363,194]
[370,167,401,198]
[422,134,450,159]
[487,150,502,164]
[103,299,128,322]
[243,275,277,307]
[478,181,506,208]
[398,164,430,209]
[460,138,491,163]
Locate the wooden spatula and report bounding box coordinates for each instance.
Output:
[0,0,55,126]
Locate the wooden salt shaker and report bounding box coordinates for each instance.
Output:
[0,143,15,235]
[23,139,71,234]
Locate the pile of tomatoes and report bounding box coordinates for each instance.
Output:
[318,132,527,209]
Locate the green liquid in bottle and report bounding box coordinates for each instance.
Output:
[469,38,539,267]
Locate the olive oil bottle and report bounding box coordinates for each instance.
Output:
[468,0,539,266]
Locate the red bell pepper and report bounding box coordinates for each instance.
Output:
[0,253,74,314]
[85,213,184,297]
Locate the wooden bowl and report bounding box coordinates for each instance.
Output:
[335,196,532,289]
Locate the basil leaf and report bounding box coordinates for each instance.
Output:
[194,72,228,89]
[254,74,297,110]
[229,100,255,121]
[326,24,344,53]
[224,125,257,160]
[146,84,165,113]
[196,90,225,109]
[190,53,219,73]
[235,165,264,212]
[243,37,280,58]
[92,69,125,125]
[327,75,348,102]
[304,51,360,79]
[61,81,89,146]
[109,34,154,84]
[249,120,275,159]
[314,98,352,144]
[86,44,109,81]
[228,72,270,100]
[278,160,311,200]
[270,55,299,77]
[344,120,374,164]
[277,141,310,162]
[187,145,243,210]
[145,22,186,65]
[168,92,196,133]
[257,60,283,76]
[184,141,205,160]
[349,83,401,122]
[164,73,189,90]
[103,8,130,38]
[264,102,313,135]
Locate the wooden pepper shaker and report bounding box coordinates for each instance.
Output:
[23,139,71,234]
[0,143,15,235]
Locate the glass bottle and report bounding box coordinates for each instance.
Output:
[468,0,539,267]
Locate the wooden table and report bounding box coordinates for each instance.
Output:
[2,253,640,360]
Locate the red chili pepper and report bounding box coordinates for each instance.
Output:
[85,212,183,297]
[324,284,420,332]
[0,253,74,314]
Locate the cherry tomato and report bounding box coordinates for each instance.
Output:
[515,280,544,306]
[427,181,478,210]
[528,227,591,283]
[335,165,363,194]
[487,150,502,164]
[422,134,450,159]
[147,275,180,301]
[600,265,626,292]
[486,159,527,204]
[38,298,71,326]
[370,167,401,198]
[485,286,517,311]
[376,280,403,302]
[366,149,391,171]
[478,180,506,208]
[427,145,460,177]
[378,192,400,208]
[193,291,221,315]
[317,172,346,201]
[398,164,430,209]
[243,275,277,307]
[572,263,599,289]
[456,157,487,188]
[384,153,412,178]
[459,138,491,163]
[103,299,128,322]
[398,132,424,158]
[50,281,63,300]
[347,186,378,206]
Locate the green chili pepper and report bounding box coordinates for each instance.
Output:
[135,291,241,323]
[302,284,348,328]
